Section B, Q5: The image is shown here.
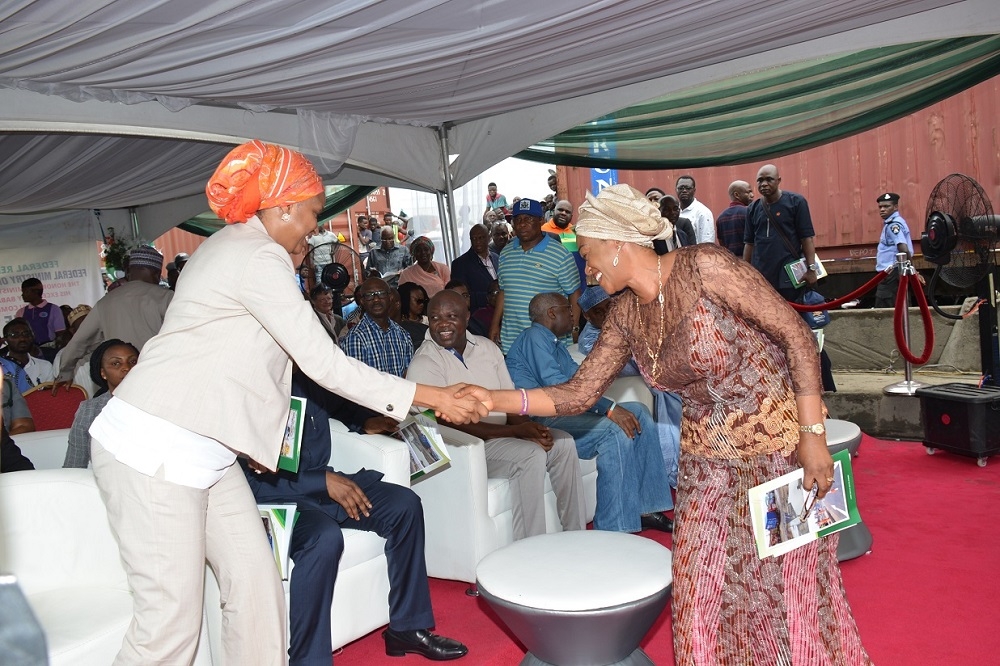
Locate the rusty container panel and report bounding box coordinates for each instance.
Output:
[154,227,206,265]
[561,76,1000,262]
[153,187,393,265]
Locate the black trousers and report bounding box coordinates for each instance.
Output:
[778,286,836,393]
[287,480,434,666]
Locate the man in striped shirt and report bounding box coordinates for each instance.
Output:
[488,198,581,353]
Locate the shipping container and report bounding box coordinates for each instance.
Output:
[558,76,1000,302]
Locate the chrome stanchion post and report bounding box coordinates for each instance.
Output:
[885,252,927,395]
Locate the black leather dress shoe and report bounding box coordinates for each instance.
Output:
[383,628,469,661]
[640,512,674,533]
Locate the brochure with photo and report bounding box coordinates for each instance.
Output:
[258,503,297,580]
[278,396,306,473]
[784,257,828,289]
[748,449,860,559]
[393,410,451,483]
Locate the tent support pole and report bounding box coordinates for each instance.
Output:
[435,192,451,262]
[129,207,140,242]
[438,126,459,264]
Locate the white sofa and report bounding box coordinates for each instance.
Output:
[0,419,411,665]
[202,419,412,663]
[413,376,655,584]
[9,428,71,470]
[0,468,213,665]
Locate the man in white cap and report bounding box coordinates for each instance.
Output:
[874,192,914,308]
[54,245,173,389]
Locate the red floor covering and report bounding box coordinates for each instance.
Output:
[337,436,1000,665]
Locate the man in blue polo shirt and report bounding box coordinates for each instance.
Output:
[488,198,581,353]
[874,192,914,308]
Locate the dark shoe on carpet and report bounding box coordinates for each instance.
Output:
[640,512,674,533]
[383,628,469,660]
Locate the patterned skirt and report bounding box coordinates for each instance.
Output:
[671,451,872,665]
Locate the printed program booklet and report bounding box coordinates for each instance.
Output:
[748,449,860,559]
[784,257,828,289]
[394,411,451,483]
[278,396,306,473]
[258,503,297,580]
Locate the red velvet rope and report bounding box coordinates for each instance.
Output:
[788,270,889,312]
[894,272,935,365]
[783,266,933,365]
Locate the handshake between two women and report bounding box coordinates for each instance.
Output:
[415,383,499,424]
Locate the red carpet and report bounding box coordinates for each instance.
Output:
[338,436,1000,665]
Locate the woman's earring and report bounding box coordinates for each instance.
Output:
[612,245,622,267]
[281,212,291,222]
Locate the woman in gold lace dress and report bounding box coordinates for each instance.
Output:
[475,184,870,665]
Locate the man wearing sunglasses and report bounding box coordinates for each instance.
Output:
[341,278,414,377]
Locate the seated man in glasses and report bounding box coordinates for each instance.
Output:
[2,318,55,388]
[341,278,414,377]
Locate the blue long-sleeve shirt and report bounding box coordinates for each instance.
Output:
[505,322,614,415]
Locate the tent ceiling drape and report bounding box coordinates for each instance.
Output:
[519,36,1000,168]
[1,0,999,241]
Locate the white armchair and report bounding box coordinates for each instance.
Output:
[0,468,213,665]
[202,419,412,663]
[9,428,71,470]
[412,375,655,585]
[411,424,598,584]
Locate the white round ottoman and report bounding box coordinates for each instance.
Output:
[476,531,672,666]
[825,419,873,561]
[825,418,863,457]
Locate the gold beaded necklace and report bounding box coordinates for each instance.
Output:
[634,255,666,377]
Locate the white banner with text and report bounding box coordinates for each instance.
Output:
[0,242,104,326]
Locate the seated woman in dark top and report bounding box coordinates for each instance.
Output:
[396,282,429,350]
[63,339,139,468]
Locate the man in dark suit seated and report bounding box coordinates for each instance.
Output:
[243,371,467,664]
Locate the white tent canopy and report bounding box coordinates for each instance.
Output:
[1,0,998,242]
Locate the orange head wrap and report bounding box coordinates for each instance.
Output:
[206,140,325,224]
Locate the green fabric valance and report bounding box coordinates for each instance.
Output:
[517,36,1000,169]
[178,185,375,237]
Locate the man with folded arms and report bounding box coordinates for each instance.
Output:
[407,290,585,539]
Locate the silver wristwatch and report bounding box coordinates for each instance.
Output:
[799,423,826,435]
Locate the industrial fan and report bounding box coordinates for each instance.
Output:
[921,174,999,284]
[916,174,1000,466]
[919,173,1000,380]
[303,240,368,315]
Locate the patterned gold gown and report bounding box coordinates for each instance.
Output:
[543,244,871,665]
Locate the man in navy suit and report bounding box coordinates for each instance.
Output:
[244,371,467,664]
[449,224,499,312]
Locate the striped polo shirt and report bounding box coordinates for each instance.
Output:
[497,233,581,353]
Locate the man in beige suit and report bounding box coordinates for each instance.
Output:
[88,141,488,666]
